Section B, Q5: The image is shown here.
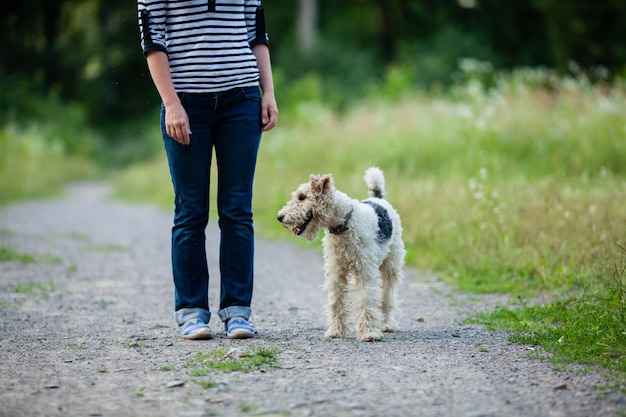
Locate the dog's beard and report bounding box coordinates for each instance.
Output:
[291,212,313,238]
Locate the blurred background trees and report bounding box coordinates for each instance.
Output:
[2,0,625,129]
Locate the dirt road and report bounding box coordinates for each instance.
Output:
[0,183,623,417]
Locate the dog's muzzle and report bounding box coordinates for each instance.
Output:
[277,212,313,237]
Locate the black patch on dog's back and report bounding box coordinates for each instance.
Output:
[361,200,393,243]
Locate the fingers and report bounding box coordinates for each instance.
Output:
[165,105,191,145]
[261,102,279,132]
[167,125,192,144]
[262,114,277,131]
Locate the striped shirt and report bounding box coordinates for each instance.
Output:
[138,0,269,93]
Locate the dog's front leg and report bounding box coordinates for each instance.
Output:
[323,267,349,339]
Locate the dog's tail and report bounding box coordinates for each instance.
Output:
[364,167,386,199]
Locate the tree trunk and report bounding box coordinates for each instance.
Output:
[297,0,317,57]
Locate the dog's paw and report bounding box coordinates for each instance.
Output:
[357,330,384,342]
[380,323,398,333]
[324,328,344,339]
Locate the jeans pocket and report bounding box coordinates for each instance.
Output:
[239,86,262,102]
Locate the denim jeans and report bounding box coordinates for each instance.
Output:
[161,87,262,326]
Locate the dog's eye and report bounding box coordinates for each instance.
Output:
[298,194,306,201]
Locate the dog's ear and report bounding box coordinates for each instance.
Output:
[309,174,322,195]
[310,173,333,195]
[319,174,334,195]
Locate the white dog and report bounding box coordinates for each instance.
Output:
[277,167,405,341]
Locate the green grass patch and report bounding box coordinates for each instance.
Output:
[194,379,220,389]
[95,298,116,310]
[469,296,626,373]
[468,249,626,378]
[238,403,257,412]
[57,232,91,241]
[185,347,280,375]
[86,244,130,253]
[0,247,37,263]
[0,246,62,264]
[10,281,56,297]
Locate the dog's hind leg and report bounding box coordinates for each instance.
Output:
[323,266,350,339]
[379,244,404,332]
[354,267,384,342]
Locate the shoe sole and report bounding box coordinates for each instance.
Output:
[227,329,255,339]
[182,328,213,340]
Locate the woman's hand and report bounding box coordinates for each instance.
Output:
[261,91,278,132]
[165,102,192,145]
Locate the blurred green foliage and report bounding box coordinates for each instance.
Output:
[2,0,626,131]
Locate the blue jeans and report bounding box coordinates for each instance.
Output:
[161,87,262,326]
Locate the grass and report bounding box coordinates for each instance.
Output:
[238,403,257,412]
[0,121,99,205]
[2,243,65,267]
[95,298,116,310]
[9,281,57,298]
[86,244,131,253]
[184,347,280,375]
[0,247,37,263]
[467,248,626,377]
[0,246,62,264]
[470,296,626,372]
[194,379,220,389]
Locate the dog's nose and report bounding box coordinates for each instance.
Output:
[277,214,284,223]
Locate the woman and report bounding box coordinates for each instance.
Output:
[138,0,278,339]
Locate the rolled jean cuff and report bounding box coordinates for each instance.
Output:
[175,307,211,326]
[218,306,251,323]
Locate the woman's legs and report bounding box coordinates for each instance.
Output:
[162,87,262,328]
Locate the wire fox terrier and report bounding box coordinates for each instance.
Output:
[277,167,405,342]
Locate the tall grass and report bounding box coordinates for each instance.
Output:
[0,94,159,205]
[256,69,625,288]
[0,120,99,204]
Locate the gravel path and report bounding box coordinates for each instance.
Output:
[0,183,623,417]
